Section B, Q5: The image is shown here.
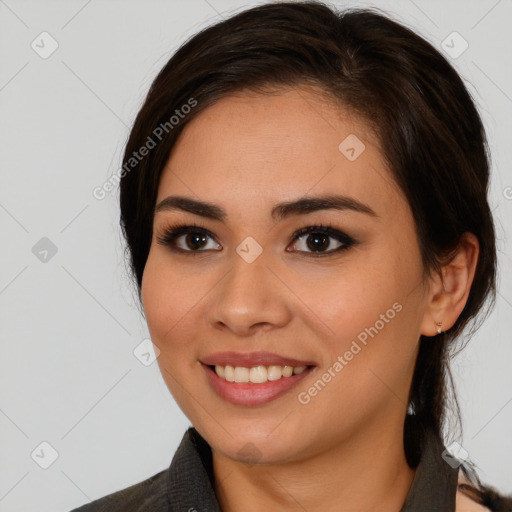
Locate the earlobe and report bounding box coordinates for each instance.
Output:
[420,232,480,337]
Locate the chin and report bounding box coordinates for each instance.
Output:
[203,419,311,465]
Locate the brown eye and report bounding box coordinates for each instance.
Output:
[156,223,356,257]
[183,233,208,250]
[156,224,221,253]
[288,225,355,256]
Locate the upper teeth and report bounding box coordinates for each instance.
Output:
[215,365,307,383]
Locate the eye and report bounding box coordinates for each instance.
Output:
[155,222,356,257]
[287,224,355,256]
[156,223,221,253]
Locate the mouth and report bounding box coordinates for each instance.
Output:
[208,363,312,383]
[201,362,317,406]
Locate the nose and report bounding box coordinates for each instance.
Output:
[207,251,292,337]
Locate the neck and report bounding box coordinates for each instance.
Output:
[212,420,416,512]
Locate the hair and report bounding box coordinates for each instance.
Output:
[119,1,510,507]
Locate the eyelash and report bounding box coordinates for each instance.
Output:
[155,222,356,257]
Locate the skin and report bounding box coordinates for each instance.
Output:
[141,85,479,511]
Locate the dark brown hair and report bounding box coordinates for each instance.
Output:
[119,1,509,506]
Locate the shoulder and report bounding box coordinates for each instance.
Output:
[456,487,491,512]
[456,473,512,512]
[68,469,168,512]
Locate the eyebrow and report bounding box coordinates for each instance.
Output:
[154,194,378,221]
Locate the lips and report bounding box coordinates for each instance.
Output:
[200,351,316,368]
[201,362,316,406]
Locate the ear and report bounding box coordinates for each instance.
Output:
[420,232,479,337]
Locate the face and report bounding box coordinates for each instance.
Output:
[141,85,431,465]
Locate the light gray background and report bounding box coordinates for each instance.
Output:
[0,1,511,511]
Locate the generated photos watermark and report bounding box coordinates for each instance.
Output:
[297,301,403,405]
[93,97,198,200]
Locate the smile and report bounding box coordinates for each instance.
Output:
[213,364,307,383]
[201,363,316,406]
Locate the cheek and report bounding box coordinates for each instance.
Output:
[141,253,204,343]
[298,287,419,427]
[141,255,197,388]
[141,258,172,339]
[141,254,204,411]
[311,282,412,380]
[294,245,423,390]
[285,251,408,343]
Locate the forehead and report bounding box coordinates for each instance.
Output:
[158,86,404,219]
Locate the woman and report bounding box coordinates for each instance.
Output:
[71,1,511,510]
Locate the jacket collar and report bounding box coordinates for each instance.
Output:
[167,426,459,511]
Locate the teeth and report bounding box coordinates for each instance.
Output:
[268,365,282,381]
[249,366,267,383]
[234,366,249,383]
[224,365,235,382]
[214,364,308,383]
